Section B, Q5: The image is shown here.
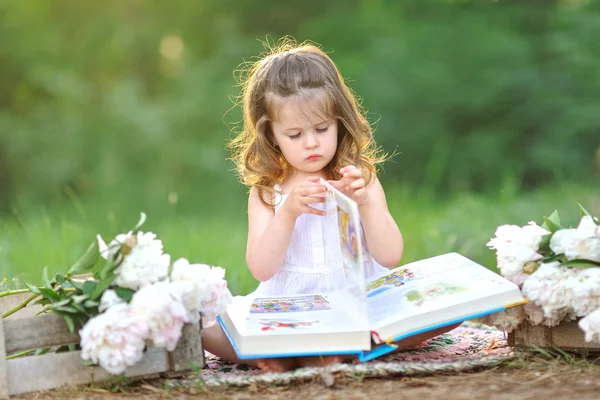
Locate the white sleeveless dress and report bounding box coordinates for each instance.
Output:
[247,187,390,297]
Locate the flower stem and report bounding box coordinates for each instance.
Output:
[6,349,36,360]
[0,289,32,299]
[2,293,40,319]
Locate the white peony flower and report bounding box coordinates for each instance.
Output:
[564,267,600,317]
[479,306,525,332]
[487,222,549,285]
[110,232,170,291]
[550,217,600,263]
[99,289,125,312]
[579,308,600,343]
[522,262,577,325]
[522,301,570,327]
[170,258,233,327]
[130,282,190,351]
[80,303,149,375]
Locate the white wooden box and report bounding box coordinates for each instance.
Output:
[508,320,600,353]
[0,293,204,397]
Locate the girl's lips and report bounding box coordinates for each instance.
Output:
[306,155,321,161]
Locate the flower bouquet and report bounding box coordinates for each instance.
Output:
[2,213,232,375]
[482,204,600,345]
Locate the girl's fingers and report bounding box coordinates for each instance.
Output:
[301,185,327,196]
[348,178,365,190]
[303,196,326,205]
[304,206,326,216]
[340,165,356,175]
[343,169,362,180]
[354,188,367,200]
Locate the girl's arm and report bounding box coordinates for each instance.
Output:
[358,177,404,268]
[245,179,327,281]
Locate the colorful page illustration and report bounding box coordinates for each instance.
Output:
[250,295,331,314]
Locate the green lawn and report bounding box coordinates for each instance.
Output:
[1,182,597,296]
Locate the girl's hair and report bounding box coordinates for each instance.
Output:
[228,38,386,204]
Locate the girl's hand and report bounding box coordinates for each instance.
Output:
[281,177,327,219]
[328,165,370,206]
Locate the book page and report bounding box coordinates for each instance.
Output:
[231,291,368,336]
[366,253,521,329]
[320,178,369,325]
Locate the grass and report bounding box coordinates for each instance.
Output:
[1,180,598,296]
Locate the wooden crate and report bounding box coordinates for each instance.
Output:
[508,320,600,353]
[0,294,204,398]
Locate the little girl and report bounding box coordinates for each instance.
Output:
[202,39,456,371]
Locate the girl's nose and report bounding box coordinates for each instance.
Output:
[305,133,318,148]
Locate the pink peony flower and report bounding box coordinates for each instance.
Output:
[479,306,525,332]
[170,258,233,327]
[522,262,576,325]
[130,282,190,351]
[80,304,149,375]
[579,308,600,343]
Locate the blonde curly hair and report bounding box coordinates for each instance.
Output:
[228,38,386,204]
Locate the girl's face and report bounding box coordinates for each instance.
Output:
[270,97,338,178]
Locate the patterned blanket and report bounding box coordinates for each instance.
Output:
[177,322,512,388]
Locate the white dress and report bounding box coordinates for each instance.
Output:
[247,187,390,297]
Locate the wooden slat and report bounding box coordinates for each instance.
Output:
[551,320,600,351]
[4,314,79,354]
[0,317,9,398]
[509,320,600,353]
[167,321,204,373]
[6,347,169,396]
[512,322,552,348]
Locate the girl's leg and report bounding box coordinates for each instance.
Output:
[201,323,247,365]
[393,322,462,350]
[200,324,298,372]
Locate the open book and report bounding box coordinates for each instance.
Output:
[218,180,526,361]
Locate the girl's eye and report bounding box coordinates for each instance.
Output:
[316,126,329,133]
[289,133,301,139]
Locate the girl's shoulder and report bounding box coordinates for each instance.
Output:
[249,185,283,209]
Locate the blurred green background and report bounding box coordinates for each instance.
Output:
[1,0,598,295]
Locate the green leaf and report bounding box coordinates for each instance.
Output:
[82,280,97,295]
[35,347,51,356]
[55,345,71,353]
[55,274,65,284]
[561,259,600,268]
[42,267,52,289]
[131,212,147,233]
[71,294,89,304]
[578,203,592,218]
[113,286,135,302]
[541,253,563,263]
[547,210,561,226]
[62,314,76,334]
[53,305,80,314]
[67,241,100,275]
[71,303,87,314]
[39,288,60,301]
[52,299,71,307]
[543,215,563,233]
[538,233,552,253]
[90,276,115,300]
[26,283,41,294]
[33,298,51,306]
[83,299,99,308]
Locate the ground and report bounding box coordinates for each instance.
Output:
[13,354,600,400]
